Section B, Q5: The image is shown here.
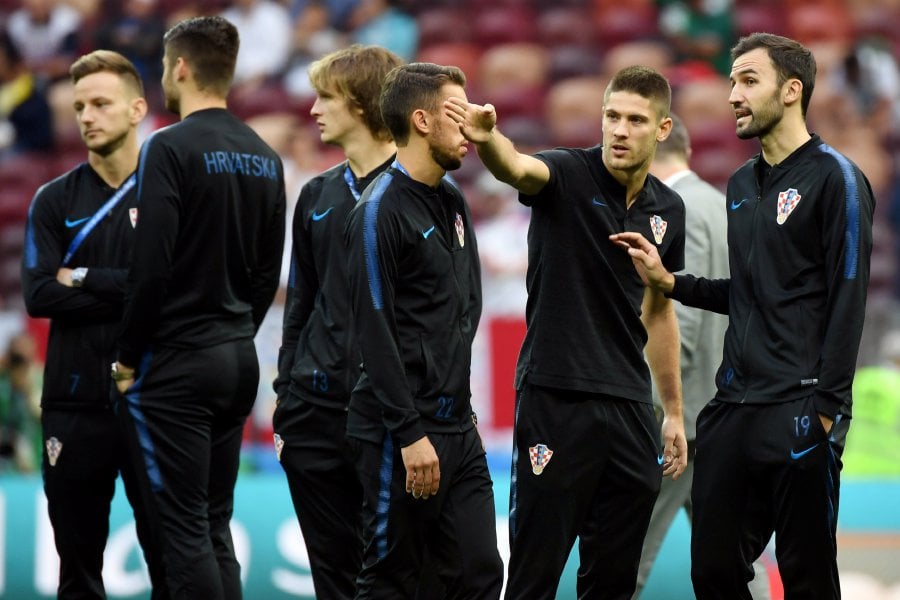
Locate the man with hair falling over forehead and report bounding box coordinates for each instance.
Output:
[22,49,167,599]
[113,15,285,600]
[273,44,403,599]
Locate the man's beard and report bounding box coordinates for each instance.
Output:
[431,145,461,172]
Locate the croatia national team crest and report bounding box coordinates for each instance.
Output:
[776,188,802,225]
[46,436,63,467]
[454,213,465,247]
[649,215,667,245]
[129,207,138,228]
[273,433,284,462]
[529,443,553,475]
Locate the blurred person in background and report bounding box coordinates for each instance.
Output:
[221,0,292,93]
[5,0,82,82]
[634,113,770,600]
[272,44,402,599]
[282,0,345,100]
[0,331,42,473]
[20,49,166,599]
[0,29,54,156]
[348,0,418,62]
[93,0,166,95]
[658,0,736,76]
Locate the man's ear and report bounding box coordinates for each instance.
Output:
[130,97,149,125]
[783,78,803,108]
[411,108,430,136]
[175,56,189,82]
[657,116,673,143]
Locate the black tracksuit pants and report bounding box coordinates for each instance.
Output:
[691,396,846,600]
[274,400,364,600]
[115,338,258,600]
[350,427,503,599]
[42,407,168,599]
[506,384,662,600]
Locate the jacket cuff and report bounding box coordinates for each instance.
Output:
[392,419,427,448]
[813,393,842,420]
[667,274,688,300]
[116,346,141,370]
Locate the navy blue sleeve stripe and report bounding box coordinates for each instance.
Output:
[362,173,394,310]
[819,144,861,280]
[22,184,46,269]
[375,433,394,559]
[287,251,296,290]
[135,129,161,203]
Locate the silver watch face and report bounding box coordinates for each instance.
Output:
[72,267,87,286]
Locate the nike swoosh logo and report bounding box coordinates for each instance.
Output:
[730,198,749,210]
[592,198,607,207]
[657,454,664,465]
[64,217,91,228]
[422,225,435,239]
[790,443,820,460]
[311,207,334,221]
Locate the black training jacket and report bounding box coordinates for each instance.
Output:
[671,134,874,419]
[344,165,481,446]
[117,108,285,367]
[22,164,136,409]
[274,156,392,419]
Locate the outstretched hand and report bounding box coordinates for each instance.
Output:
[444,97,497,144]
[609,232,675,293]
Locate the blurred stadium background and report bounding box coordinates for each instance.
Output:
[1,0,899,598]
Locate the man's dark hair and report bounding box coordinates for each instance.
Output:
[604,65,671,121]
[379,62,466,145]
[731,33,816,117]
[163,16,239,97]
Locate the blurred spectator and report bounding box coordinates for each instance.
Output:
[5,0,82,81]
[348,0,418,61]
[471,170,529,317]
[282,0,345,99]
[842,329,900,476]
[469,170,528,429]
[0,30,54,156]
[0,331,42,473]
[93,0,166,89]
[289,0,358,30]
[658,0,736,75]
[833,36,900,140]
[221,0,293,90]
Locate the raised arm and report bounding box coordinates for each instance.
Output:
[444,97,550,196]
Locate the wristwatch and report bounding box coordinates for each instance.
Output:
[71,267,88,288]
[110,362,135,382]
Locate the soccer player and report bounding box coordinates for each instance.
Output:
[612,33,875,599]
[447,66,689,599]
[344,62,503,599]
[21,49,167,599]
[113,16,285,599]
[272,44,402,599]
